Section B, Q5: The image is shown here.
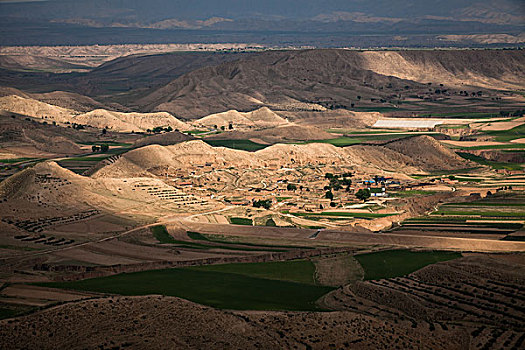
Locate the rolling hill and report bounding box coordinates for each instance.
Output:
[92,136,474,179]
[137,49,525,118]
[0,95,190,133]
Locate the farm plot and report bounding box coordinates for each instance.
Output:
[323,255,525,349]
[204,139,267,151]
[354,250,461,280]
[37,262,335,311]
[396,192,525,239]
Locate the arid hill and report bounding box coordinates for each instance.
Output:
[384,135,470,171]
[74,109,190,133]
[206,124,335,143]
[137,49,525,118]
[92,138,473,179]
[0,54,91,73]
[0,295,469,350]
[359,50,525,90]
[194,107,290,129]
[0,95,190,132]
[0,95,75,121]
[132,131,195,148]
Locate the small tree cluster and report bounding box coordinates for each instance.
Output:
[253,199,272,210]
[356,189,371,201]
[324,172,353,192]
[287,183,297,191]
[92,144,110,153]
[147,126,173,133]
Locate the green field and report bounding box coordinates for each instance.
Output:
[185,231,288,252]
[186,232,313,251]
[457,152,523,171]
[485,124,525,142]
[431,210,525,218]
[151,225,209,249]
[290,211,396,219]
[0,305,35,320]
[0,157,38,164]
[204,139,267,151]
[79,141,132,146]
[389,190,437,197]
[37,264,334,311]
[189,260,317,285]
[355,250,462,280]
[309,134,414,147]
[229,217,253,225]
[448,143,525,151]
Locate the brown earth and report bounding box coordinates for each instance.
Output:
[206,124,335,143]
[322,254,525,349]
[136,49,525,117]
[92,136,473,179]
[0,295,469,350]
[0,95,191,133]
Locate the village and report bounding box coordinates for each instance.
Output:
[148,160,458,218]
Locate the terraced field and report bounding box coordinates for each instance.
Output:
[395,192,525,240]
[323,255,525,350]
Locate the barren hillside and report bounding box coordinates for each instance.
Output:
[195,107,290,129]
[384,135,471,171]
[137,49,525,118]
[360,50,525,90]
[206,124,334,143]
[0,295,469,350]
[74,109,190,133]
[0,95,190,132]
[93,137,472,178]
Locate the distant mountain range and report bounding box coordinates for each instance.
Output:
[0,0,523,46]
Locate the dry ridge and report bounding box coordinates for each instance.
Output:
[93,136,473,178]
[0,95,191,132]
[0,295,468,350]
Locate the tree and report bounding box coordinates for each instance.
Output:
[325,190,334,200]
[91,145,100,153]
[287,183,297,191]
[356,189,371,201]
[253,199,272,210]
[265,218,277,227]
[228,122,233,130]
[220,126,225,131]
[325,173,334,179]
[100,144,109,153]
[102,128,107,135]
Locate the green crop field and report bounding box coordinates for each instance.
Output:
[186,232,313,251]
[354,250,462,280]
[290,211,396,219]
[431,210,525,217]
[457,152,523,171]
[37,265,334,311]
[189,260,317,285]
[204,139,267,151]
[185,231,288,252]
[448,143,525,151]
[390,190,437,197]
[229,217,253,225]
[309,134,413,147]
[0,304,35,320]
[485,124,525,142]
[151,225,209,249]
[0,157,38,164]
